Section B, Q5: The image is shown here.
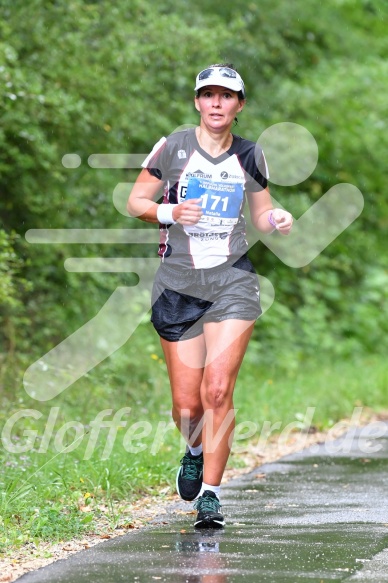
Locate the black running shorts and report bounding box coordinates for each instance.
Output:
[151,255,262,341]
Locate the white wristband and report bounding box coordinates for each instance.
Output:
[156,204,178,224]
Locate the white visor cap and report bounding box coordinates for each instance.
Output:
[195,66,246,98]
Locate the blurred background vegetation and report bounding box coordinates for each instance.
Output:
[0,0,387,548]
[1,0,387,375]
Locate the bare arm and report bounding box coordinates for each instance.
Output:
[127,168,203,225]
[127,168,164,223]
[247,187,293,235]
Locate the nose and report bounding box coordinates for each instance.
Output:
[212,94,221,107]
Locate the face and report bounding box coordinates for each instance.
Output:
[194,85,245,132]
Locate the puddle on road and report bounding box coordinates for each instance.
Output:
[17,427,388,582]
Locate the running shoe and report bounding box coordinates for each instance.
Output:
[176,451,203,501]
[194,490,225,529]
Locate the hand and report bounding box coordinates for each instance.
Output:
[173,199,203,225]
[271,208,293,235]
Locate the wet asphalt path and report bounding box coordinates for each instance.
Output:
[17,424,388,582]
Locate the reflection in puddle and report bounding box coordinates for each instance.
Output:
[175,531,227,582]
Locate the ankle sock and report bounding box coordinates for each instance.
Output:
[188,444,203,457]
[199,482,221,499]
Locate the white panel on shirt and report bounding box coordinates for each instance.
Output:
[178,152,245,232]
[175,151,246,268]
[141,137,167,168]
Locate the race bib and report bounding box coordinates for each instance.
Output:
[185,178,243,222]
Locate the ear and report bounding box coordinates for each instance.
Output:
[194,96,201,112]
[237,99,246,113]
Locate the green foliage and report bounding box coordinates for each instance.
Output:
[0,342,387,549]
[0,0,247,360]
[1,0,387,555]
[0,231,31,362]
[0,231,24,310]
[0,0,387,373]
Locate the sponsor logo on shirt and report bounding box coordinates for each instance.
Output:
[189,232,229,241]
[220,171,243,180]
[177,150,187,159]
[186,168,212,179]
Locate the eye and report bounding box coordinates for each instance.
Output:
[203,91,212,97]
[223,92,233,99]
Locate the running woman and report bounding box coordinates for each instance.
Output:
[127,64,293,528]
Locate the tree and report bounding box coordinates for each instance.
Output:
[1,0,387,365]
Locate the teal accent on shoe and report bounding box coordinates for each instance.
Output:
[194,490,224,529]
[176,452,203,501]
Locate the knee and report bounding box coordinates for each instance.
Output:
[172,397,203,420]
[202,380,232,411]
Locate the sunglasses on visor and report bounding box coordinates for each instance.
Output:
[197,67,238,80]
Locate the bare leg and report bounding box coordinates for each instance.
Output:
[201,320,255,485]
[160,334,206,447]
[161,320,254,485]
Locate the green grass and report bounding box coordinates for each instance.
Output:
[1,324,387,554]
